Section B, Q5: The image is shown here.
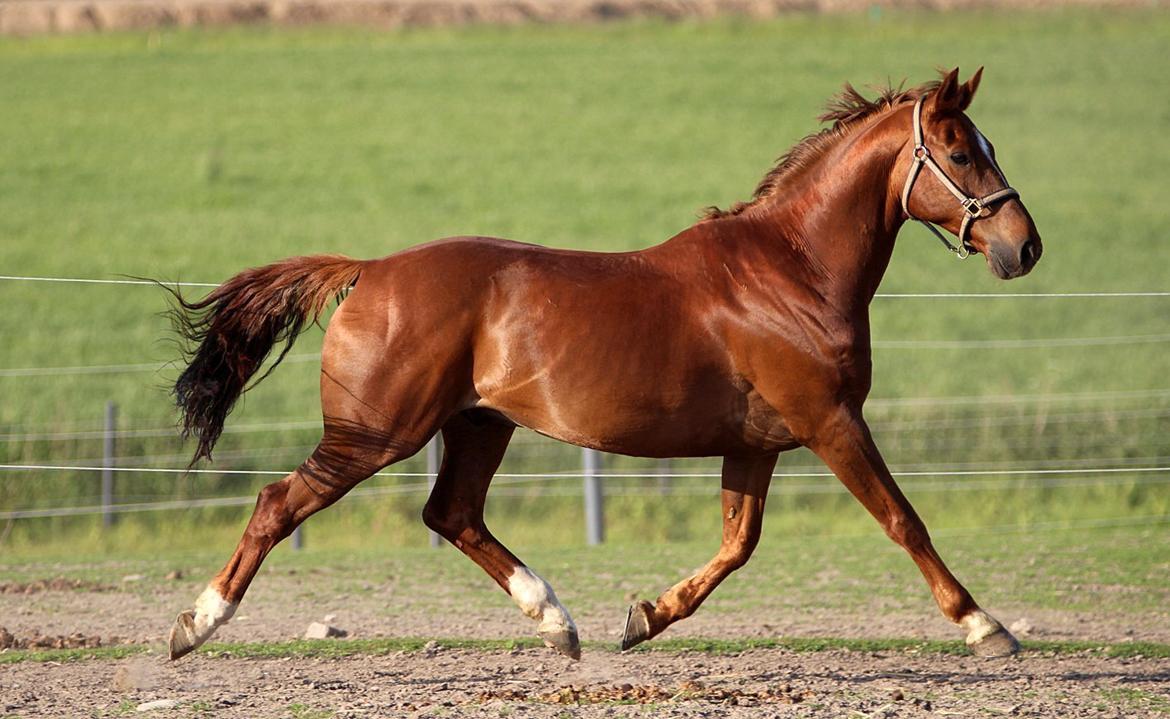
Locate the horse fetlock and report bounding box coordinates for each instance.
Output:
[168,586,237,661]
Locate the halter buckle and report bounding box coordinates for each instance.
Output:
[961,197,985,218]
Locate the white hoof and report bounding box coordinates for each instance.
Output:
[507,567,580,660]
[168,586,236,660]
[961,609,1019,657]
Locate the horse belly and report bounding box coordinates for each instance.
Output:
[475,351,796,458]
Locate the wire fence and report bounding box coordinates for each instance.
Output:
[3,462,1169,520]
[2,272,1170,544]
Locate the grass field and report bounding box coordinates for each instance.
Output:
[1,9,1169,557]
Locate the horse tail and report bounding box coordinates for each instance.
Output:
[165,254,364,463]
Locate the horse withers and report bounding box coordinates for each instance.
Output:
[164,68,1041,661]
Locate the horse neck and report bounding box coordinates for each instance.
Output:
[741,112,909,313]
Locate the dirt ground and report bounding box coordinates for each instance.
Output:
[5,645,1170,718]
[0,0,1152,36]
[2,571,1169,717]
[2,564,1169,649]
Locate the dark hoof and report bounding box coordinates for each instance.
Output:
[168,610,198,661]
[621,600,655,652]
[968,627,1020,658]
[539,628,581,660]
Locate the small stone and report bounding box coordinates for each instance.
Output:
[1009,618,1033,637]
[323,614,336,623]
[164,570,183,581]
[0,627,14,649]
[422,640,441,655]
[136,699,179,712]
[890,689,905,701]
[121,574,145,583]
[303,622,347,640]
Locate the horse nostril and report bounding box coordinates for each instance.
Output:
[1020,239,1038,267]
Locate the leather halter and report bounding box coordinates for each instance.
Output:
[900,96,1019,259]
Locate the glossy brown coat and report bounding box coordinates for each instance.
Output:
[165,69,1041,661]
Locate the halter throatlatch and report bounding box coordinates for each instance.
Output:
[900,96,1019,259]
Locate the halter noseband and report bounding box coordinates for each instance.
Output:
[900,96,1019,259]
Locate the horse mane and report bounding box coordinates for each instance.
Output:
[703,78,942,220]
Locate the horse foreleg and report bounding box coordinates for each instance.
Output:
[422,413,580,659]
[808,406,1018,657]
[621,454,776,651]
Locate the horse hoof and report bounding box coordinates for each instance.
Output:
[539,628,581,660]
[621,600,655,652]
[168,610,200,661]
[968,627,1020,658]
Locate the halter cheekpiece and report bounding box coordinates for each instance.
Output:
[900,95,1019,259]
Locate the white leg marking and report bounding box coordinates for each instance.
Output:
[191,585,238,642]
[960,608,1002,645]
[506,566,576,635]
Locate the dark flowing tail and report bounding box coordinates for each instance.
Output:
[164,255,364,463]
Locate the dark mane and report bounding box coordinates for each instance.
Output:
[703,78,941,220]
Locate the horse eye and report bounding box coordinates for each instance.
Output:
[950,152,970,166]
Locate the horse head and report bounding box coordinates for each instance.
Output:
[901,67,1043,279]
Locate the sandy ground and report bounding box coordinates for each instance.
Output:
[0,0,1154,36]
[3,566,1169,649]
[5,645,1170,718]
[2,571,1169,717]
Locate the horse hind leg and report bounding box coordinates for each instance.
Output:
[622,454,776,651]
[168,419,424,660]
[422,411,581,660]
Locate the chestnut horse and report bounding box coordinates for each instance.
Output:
[166,68,1042,661]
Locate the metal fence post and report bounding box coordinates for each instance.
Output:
[101,401,116,529]
[657,458,672,495]
[426,434,443,548]
[583,448,604,545]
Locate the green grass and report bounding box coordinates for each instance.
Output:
[1,9,1169,553]
[5,635,1168,665]
[1098,688,1170,715]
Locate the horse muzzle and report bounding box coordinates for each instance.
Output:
[985,234,1042,279]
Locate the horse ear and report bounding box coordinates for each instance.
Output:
[927,67,962,114]
[957,66,983,111]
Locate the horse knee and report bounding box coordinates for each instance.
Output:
[885,513,929,551]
